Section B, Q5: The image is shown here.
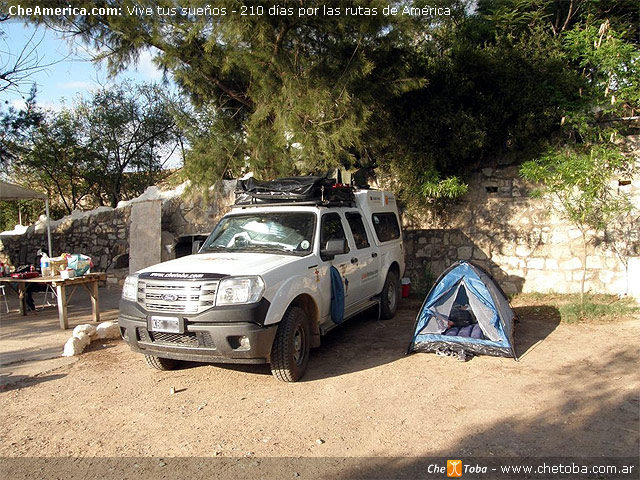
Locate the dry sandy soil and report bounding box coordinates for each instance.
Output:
[1,293,638,478]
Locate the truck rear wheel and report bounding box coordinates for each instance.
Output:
[270,306,310,382]
[380,270,400,319]
[144,354,178,371]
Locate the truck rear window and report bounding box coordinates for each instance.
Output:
[371,213,400,242]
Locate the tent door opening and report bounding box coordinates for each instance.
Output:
[442,285,486,340]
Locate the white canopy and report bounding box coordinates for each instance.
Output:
[0,180,52,255]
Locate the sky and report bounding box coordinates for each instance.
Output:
[1,19,165,111]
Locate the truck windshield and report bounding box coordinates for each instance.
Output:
[201,212,316,256]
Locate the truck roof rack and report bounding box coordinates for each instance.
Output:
[234,176,355,207]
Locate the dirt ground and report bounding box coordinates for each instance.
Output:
[1,290,639,478]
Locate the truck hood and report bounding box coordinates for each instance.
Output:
[136,252,303,277]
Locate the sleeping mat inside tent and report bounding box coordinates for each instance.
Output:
[407,261,517,359]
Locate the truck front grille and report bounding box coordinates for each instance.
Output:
[137,279,219,314]
[137,328,214,348]
[151,331,199,346]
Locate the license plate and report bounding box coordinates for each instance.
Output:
[149,316,181,333]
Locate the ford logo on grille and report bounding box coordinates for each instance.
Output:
[162,293,179,302]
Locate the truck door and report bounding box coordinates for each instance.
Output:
[319,212,359,312]
[344,211,381,305]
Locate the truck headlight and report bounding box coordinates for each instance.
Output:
[122,275,139,301]
[216,276,265,305]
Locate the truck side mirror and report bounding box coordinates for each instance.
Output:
[321,238,347,260]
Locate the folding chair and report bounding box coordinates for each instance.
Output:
[0,285,9,314]
[38,284,58,308]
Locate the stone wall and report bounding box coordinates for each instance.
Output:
[401,149,640,298]
[159,181,236,249]
[0,207,130,273]
[0,181,235,279]
[1,167,638,299]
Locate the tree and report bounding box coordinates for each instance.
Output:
[0,84,43,167]
[2,82,182,219]
[77,82,181,207]
[16,108,96,215]
[521,146,631,303]
[12,0,425,182]
[0,20,60,96]
[602,197,640,297]
[9,0,639,210]
[520,8,638,303]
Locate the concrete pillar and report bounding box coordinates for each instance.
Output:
[129,200,162,274]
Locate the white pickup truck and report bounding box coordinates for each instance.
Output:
[118,177,405,381]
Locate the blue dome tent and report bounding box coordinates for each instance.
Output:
[408,261,517,360]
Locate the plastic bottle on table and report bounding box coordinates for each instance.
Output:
[40,253,51,277]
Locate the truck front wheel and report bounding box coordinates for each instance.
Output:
[144,354,178,371]
[380,270,400,319]
[270,306,310,382]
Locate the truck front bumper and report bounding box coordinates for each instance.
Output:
[118,301,277,364]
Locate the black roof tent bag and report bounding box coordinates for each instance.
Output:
[235,176,354,205]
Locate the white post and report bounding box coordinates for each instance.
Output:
[45,198,53,256]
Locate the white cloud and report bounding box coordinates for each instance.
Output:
[38,100,64,112]
[8,98,62,112]
[10,99,27,110]
[57,81,94,90]
[135,49,163,81]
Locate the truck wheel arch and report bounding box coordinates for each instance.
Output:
[288,294,321,348]
[383,261,401,290]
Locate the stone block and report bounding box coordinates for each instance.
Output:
[598,270,615,284]
[473,248,488,260]
[527,258,545,269]
[568,229,583,240]
[586,256,603,269]
[545,259,559,270]
[560,257,582,270]
[548,231,567,245]
[457,246,472,259]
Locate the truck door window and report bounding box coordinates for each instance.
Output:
[320,213,349,252]
[345,212,370,249]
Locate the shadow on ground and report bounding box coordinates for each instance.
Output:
[0,372,67,392]
[166,298,421,381]
[512,305,561,358]
[163,299,563,380]
[324,346,639,478]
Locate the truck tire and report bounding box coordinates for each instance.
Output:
[270,306,310,382]
[144,354,178,371]
[380,270,400,319]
